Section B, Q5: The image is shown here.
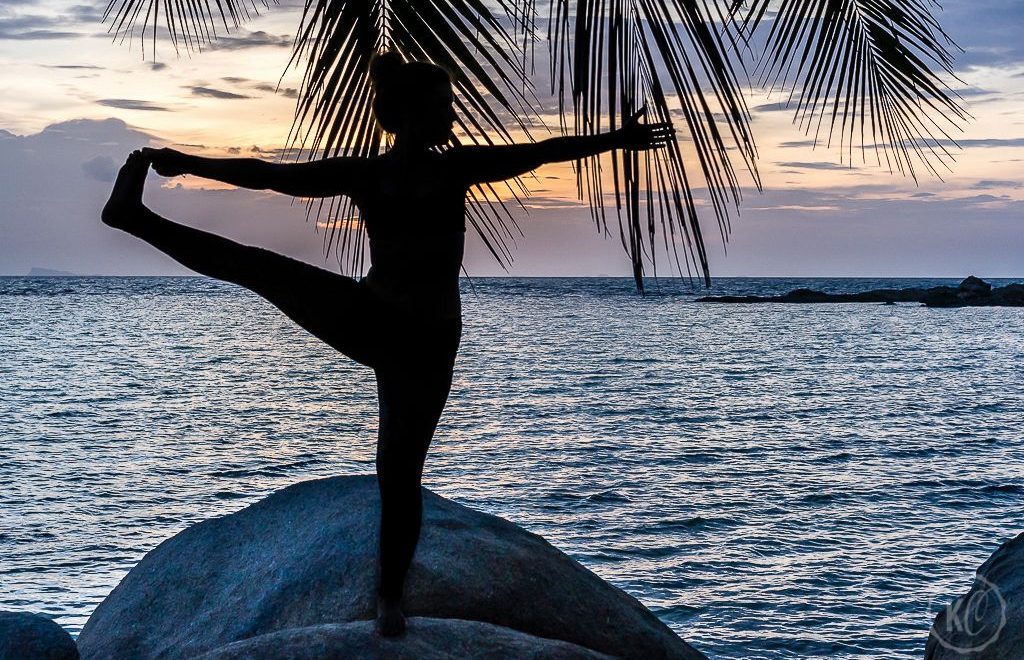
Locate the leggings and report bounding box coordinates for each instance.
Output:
[124,209,461,602]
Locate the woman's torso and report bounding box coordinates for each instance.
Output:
[355,150,467,320]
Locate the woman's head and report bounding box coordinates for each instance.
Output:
[370,52,455,146]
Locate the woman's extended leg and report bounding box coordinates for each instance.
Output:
[373,338,458,636]
[103,152,375,365]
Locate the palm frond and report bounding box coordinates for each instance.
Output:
[103,0,272,55]
[735,0,967,178]
[548,0,760,288]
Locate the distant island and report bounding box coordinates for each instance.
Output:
[698,276,1024,307]
[27,268,78,276]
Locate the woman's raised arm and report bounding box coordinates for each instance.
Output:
[143,148,366,199]
[447,108,674,186]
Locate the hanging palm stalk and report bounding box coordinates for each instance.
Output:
[546,0,759,286]
[100,0,966,289]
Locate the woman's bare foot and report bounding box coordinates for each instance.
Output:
[101,150,150,230]
[376,596,406,637]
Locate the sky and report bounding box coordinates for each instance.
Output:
[0,0,1022,278]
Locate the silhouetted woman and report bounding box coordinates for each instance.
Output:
[102,51,672,636]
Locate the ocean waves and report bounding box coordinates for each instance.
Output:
[1,276,1023,659]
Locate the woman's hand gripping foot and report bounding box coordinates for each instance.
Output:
[101,150,151,231]
[377,596,406,637]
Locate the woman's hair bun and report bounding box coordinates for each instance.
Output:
[369,51,403,88]
[368,52,452,134]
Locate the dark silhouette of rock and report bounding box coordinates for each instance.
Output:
[994,283,1024,306]
[925,532,1023,659]
[958,275,992,296]
[0,611,79,660]
[77,476,704,660]
[698,277,1023,307]
[196,618,612,659]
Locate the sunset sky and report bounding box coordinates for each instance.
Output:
[1,0,1022,277]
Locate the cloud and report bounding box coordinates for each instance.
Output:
[955,138,1024,148]
[777,161,856,171]
[67,4,104,22]
[0,3,101,41]
[751,103,792,113]
[971,179,1022,190]
[951,193,1011,204]
[778,140,819,149]
[0,29,78,40]
[206,30,292,51]
[956,86,997,98]
[40,118,151,139]
[781,137,1024,154]
[97,99,170,112]
[190,86,251,100]
[44,64,104,70]
[0,14,79,40]
[81,155,118,182]
[253,83,298,98]
[220,77,299,99]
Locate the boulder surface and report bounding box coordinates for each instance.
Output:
[196,618,612,659]
[0,611,79,660]
[925,532,1023,659]
[77,475,703,659]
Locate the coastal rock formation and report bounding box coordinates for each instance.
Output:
[77,476,703,660]
[698,276,1024,307]
[925,532,1023,659]
[0,611,79,660]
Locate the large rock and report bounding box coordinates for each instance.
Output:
[925,532,1023,659]
[992,283,1024,306]
[78,476,703,659]
[957,275,992,299]
[0,611,79,660]
[196,618,611,659]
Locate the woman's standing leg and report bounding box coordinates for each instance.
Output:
[373,326,459,635]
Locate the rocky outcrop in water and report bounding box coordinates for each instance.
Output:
[925,532,1023,659]
[698,276,1024,307]
[0,611,79,660]
[77,475,704,659]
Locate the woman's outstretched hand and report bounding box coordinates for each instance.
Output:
[142,147,192,177]
[615,107,675,151]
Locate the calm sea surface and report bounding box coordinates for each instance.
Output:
[2,276,1023,659]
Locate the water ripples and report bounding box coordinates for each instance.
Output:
[1,276,1023,659]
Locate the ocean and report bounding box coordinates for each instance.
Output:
[2,276,1022,659]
